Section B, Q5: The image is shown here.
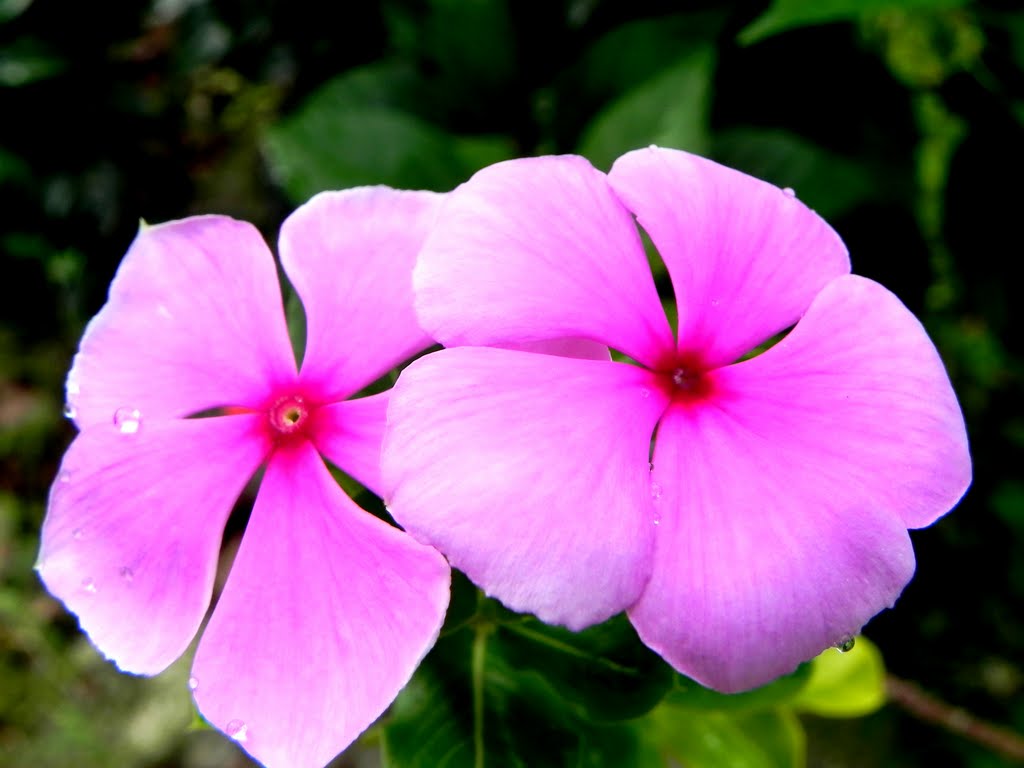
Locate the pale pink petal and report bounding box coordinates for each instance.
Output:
[382,347,669,629]
[629,275,970,692]
[279,188,442,400]
[608,147,850,368]
[414,156,674,368]
[67,217,296,429]
[312,391,389,497]
[630,402,916,693]
[36,415,269,675]
[719,275,971,529]
[192,442,450,768]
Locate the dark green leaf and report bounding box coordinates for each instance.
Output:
[578,46,714,170]
[666,664,812,712]
[495,614,673,721]
[738,0,968,45]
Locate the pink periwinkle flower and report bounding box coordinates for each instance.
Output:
[37,190,451,767]
[381,148,972,693]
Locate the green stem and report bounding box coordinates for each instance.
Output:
[472,594,491,768]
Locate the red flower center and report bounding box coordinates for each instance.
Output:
[656,352,716,405]
[268,395,312,440]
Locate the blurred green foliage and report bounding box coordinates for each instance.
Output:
[3,0,1024,766]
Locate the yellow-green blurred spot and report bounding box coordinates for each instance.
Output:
[792,635,886,717]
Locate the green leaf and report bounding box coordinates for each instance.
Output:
[264,64,514,202]
[665,664,812,712]
[739,0,969,45]
[791,636,887,717]
[712,128,878,219]
[495,614,673,721]
[0,39,65,87]
[0,0,34,24]
[652,705,805,768]
[578,45,714,171]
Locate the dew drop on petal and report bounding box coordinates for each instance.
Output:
[113,407,142,434]
[639,388,650,399]
[188,676,199,692]
[782,186,796,198]
[651,482,663,501]
[119,566,134,583]
[225,720,248,742]
[835,635,856,653]
[71,527,83,540]
[81,577,97,594]
[62,402,76,419]
[59,471,72,484]
[66,379,80,396]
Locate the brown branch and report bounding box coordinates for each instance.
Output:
[886,674,1024,764]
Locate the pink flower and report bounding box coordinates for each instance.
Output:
[37,190,451,767]
[381,148,971,693]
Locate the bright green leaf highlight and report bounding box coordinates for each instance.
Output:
[792,636,887,717]
[738,0,968,45]
[652,705,806,768]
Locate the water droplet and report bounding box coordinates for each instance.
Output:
[157,304,173,320]
[81,577,97,594]
[113,407,142,434]
[71,527,83,540]
[188,676,199,692]
[225,719,248,742]
[648,143,659,150]
[62,402,76,419]
[66,379,80,396]
[710,298,720,307]
[639,387,650,399]
[59,471,72,484]
[119,566,134,583]
[782,187,796,198]
[651,482,663,501]
[835,635,856,653]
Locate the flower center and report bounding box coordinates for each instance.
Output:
[658,352,715,405]
[268,395,311,438]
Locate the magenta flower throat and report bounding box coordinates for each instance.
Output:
[36,189,451,768]
[381,148,972,693]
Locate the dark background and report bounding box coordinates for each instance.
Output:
[1,0,1022,766]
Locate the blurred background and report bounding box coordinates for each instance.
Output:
[1,0,1022,766]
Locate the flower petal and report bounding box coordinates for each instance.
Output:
[382,347,669,629]
[608,147,850,368]
[414,155,674,367]
[629,275,969,692]
[279,188,442,400]
[67,217,296,429]
[312,391,389,497]
[720,274,971,529]
[192,441,450,768]
[36,415,269,675]
[630,403,916,693]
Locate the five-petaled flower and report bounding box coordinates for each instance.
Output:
[37,190,451,768]
[381,147,972,693]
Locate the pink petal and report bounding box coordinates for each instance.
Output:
[36,415,269,675]
[631,402,916,693]
[629,275,969,692]
[192,441,450,768]
[279,188,441,400]
[414,156,675,368]
[502,337,611,361]
[312,391,389,497]
[720,274,971,529]
[67,217,297,429]
[608,147,851,368]
[382,347,669,630]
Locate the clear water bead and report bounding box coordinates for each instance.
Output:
[836,635,856,653]
[81,577,97,594]
[651,482,663,501]
[188,676,199,691]
[225,720,248,742]
[59,471,72,484]
[62,402,76,419]
[639,388,650,399]
[113,407,142,434]
[119,566,134,583]
[71,527,83,540]
[782,187,796,198]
